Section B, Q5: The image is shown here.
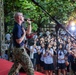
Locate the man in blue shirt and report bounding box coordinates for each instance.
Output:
[8,12,34,75]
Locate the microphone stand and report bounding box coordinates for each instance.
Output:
[31,0,76,40]
[32,0,76,75]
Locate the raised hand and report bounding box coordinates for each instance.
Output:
[27,18,31,25]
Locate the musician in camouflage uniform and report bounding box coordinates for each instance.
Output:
[8,12,34,75]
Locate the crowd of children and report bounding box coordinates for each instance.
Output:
[27,32,76,75]
[1,31,76,75]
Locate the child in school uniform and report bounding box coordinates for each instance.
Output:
[40,43,45,73]
[57,43,67,75]
[30,43,38,70]
[43,43,54,75]
[36,41,41,71]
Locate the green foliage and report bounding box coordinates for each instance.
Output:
[4,0,76,33]
[32,23,38,32]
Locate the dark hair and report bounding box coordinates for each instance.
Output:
[28,38,34,46]
[59,43,64,50]
[36,41,40,46]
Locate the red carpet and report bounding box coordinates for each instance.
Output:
[0,59,44,75]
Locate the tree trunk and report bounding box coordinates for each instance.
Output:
[0,0,5,56]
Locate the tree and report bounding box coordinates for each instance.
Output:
[4,0,76,33]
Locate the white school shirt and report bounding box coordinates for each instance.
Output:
[30,46,37,59]
[40,48,45,61]
[58,50,66,63]
[44,48,54,64]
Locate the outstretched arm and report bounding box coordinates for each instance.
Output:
[26,19,32,35]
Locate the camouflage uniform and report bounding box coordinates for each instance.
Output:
[8,46,34,75]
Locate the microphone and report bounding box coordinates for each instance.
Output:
[24,18,34,22]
